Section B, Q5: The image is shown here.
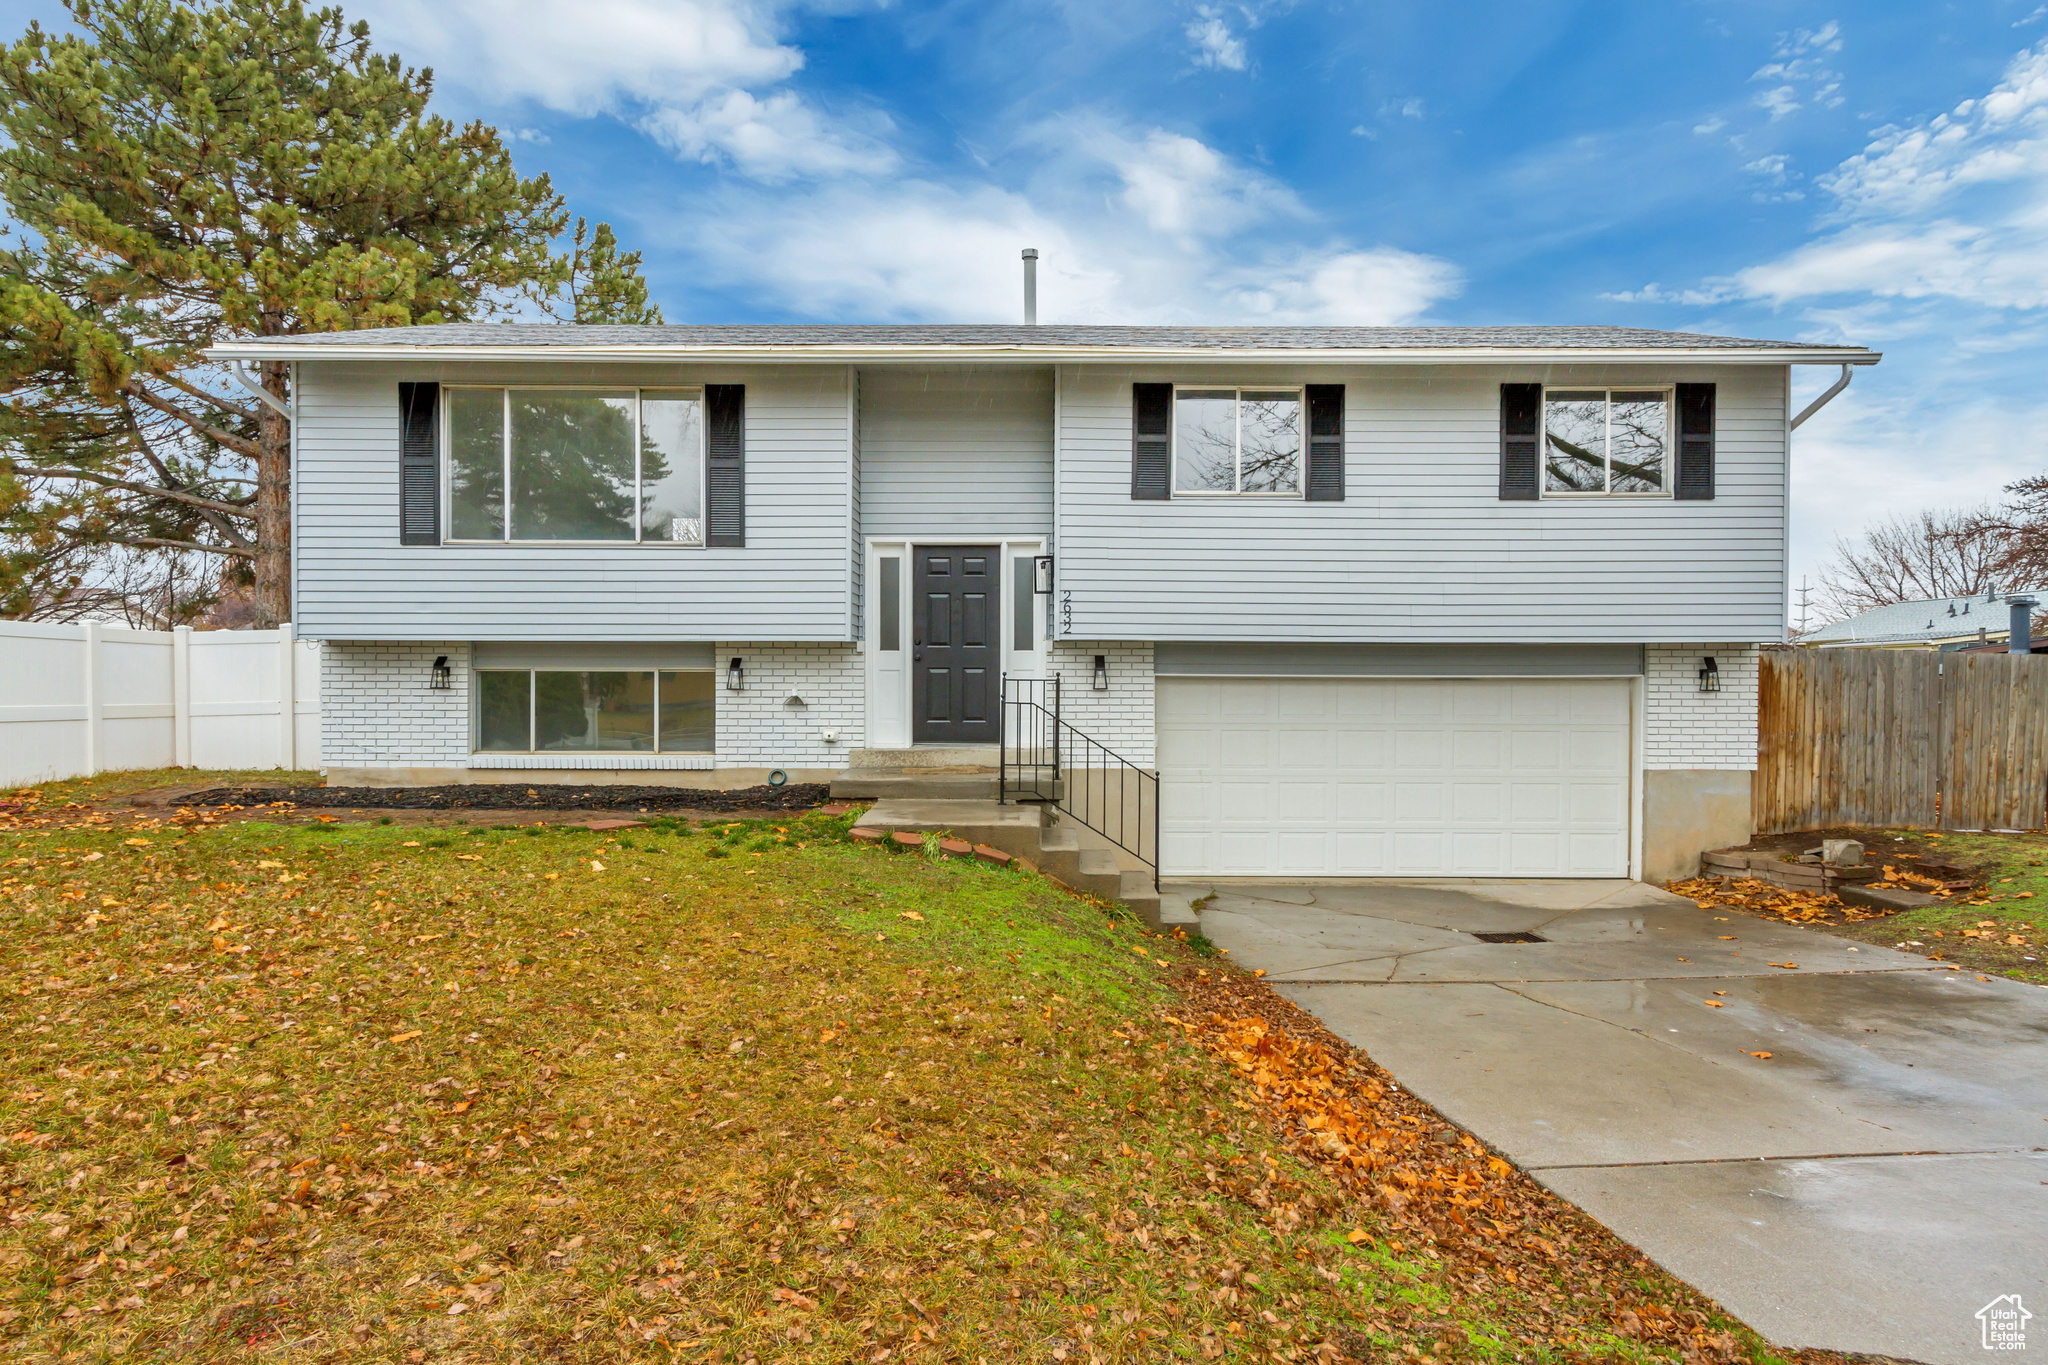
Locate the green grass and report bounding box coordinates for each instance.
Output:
[1832,829,2048,982]
[0,791,1786,1363]
[5,768,325,808]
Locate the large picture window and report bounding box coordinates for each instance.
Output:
[1173,387,1303,496]
[1543,388,1670,495]
[474,669,715,753]
[445,388,705,543]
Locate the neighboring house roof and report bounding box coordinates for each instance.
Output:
[208,323,1880,366]
[1803,590,2020,647]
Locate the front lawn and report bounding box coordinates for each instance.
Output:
[1,780,1795,1362]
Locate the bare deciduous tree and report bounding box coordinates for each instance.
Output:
[1816,506,2021,622]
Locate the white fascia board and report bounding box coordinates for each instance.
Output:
[205,341,1882,367]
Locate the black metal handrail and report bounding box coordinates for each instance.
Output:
[998,673,1159,890]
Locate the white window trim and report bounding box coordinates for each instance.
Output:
[1170,385,1307,499]
[470,666,716,756]
[1539,385,1675,499]
[440,385,708,546]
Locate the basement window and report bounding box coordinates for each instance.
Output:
[474,669,714,753]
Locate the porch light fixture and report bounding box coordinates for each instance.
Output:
[429,655,451,690]
[1093,654,1109,691]
[1033,555,1054,594]
[1698,656,1721,693]
[727,656,745,691]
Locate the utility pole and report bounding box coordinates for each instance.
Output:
[1795,577,1814,638]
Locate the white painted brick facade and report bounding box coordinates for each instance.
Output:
[714,642,864,769]
[1048,640,1156,766]
[1643,642,1758,770]
[321,640,471,768]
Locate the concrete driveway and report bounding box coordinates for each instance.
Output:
[1189,878,2048,1364]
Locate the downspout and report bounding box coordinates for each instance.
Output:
[232,359,290,418]
[1789,362,1854,430]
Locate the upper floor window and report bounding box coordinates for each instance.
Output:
[1543,388,1670,496]
[445,387,705,543]
[1174,387,1303,496]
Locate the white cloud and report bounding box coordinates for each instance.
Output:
[639,90,896,181]
[361,0,889,184]
[1693,117,1727,135]
[666,120,1460,324]
[363,0,804,114]
[1616,44,2048,313]
[2019,5,2048,27]
[1186,9,1247,71]
[1380,97,1425,120]
[1748,19,1845,119]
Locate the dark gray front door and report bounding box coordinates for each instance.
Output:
[913,545,999,744]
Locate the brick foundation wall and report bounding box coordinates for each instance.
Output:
[1047,640,1155,766]
[320,641,471,768]
[713,642,864,769]
[1644,642,1758,771]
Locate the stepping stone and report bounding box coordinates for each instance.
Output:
[849,827,884,844]
[890,832,925,849]
[972,844,1013,867]
[818,803,854,816]
[583,819,644,831]
[937,838,973,856]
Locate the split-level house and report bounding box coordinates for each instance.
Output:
[207,324,1878,884]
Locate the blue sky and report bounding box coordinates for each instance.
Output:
[12,0,2048,623]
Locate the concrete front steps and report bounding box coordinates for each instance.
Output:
[850,797,1197,932]
[832,746,1005,801]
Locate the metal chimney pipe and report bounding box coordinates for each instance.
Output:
[2010,596,2038,654]
[1021,248,1038,325]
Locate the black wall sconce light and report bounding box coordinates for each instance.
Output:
[727,656,745,691]
[1092,654,1109,691]
[429,655,451,690]
[1033,555,1054,594]
[1698,656,1721,693]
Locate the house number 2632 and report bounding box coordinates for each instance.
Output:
[1060,590,1073,634]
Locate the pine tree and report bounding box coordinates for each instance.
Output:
[0,0,661,625]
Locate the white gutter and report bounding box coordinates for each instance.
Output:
[1789,362,1856,430]
[206,341,1884,367]
[231,360,290,417]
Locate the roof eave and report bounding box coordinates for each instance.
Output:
[203,341,1883,366]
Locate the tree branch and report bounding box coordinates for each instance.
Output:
[13,464,255,516]
[122,380,262,459]
[158,370,259,423]
[103,536,257,559]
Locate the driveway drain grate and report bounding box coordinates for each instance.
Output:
[1471,930,1546,944]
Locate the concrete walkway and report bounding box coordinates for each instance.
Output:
[1188,878,2048,1364]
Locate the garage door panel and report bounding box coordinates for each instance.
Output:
[1335,781,1390,821]
[1158,676,1632,879]
[1394,729,1448,769]
[1336,729,1390,768]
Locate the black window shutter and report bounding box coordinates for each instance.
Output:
[398,381,439,544]
[706,384,746,546]
[1131,383,1171,500]
[1499,383,1540,501]
[1674,383,1715,501]
[1304,384,1344,501]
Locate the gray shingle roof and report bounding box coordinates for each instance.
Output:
[1804,590,2020,645]
[271,323,1856,351]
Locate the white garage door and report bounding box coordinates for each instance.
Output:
[1157,676,1632,878]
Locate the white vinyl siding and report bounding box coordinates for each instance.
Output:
[1055,363,1788,643]
[858,366,1053,537]
[1157,676,1632,877]
[291,361,854,641]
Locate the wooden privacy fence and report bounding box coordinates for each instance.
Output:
[1755,648,2048,833]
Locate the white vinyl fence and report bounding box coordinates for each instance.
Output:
[0,620,320,786]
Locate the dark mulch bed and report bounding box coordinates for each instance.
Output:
[170,783,835,813]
